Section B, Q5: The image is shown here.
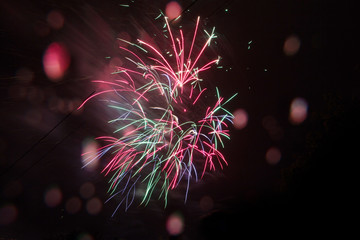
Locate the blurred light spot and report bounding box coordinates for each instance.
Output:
[0,204,18,226]
[289,97,308,125]
[284,35,301,56]
[67,99,75,112]
[233,109,248,130]
[80,182,95,199]
[135,186,146,198]
[65,197,82,214]
[200,195,214,212]
[47,10,64,30]
[77,233,94,240]
[81,139,100,171]
[165,1,182,21]
[86,197,102,215]
[265,147,281,165]
[166,212,184,236]
[43,42,70,81]
[44,186,62,208]
[16,67,34,83]
[3,181,22,199]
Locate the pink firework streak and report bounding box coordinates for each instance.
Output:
[79,16,237,212]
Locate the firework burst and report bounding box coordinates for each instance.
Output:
[79,16,237,212]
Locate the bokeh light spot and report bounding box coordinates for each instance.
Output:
[81,139,100,171]
[265,147,281,165]
[43,42,70,81]
[65,197,82,214]
[166,212,184,236]
[0,204,18,226]
[86,197,102,215]
[47,10,64,29]
[165,1,182,21]
[284,35,301,56]
[289,97,308,125]
[79,182,95,199]
[233,109,248,130]
[44,186,62,208]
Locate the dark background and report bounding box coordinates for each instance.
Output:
[0,0,358,239]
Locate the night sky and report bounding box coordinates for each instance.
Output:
[0,0,359,239]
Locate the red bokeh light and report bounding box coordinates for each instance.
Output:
[44,187,62,207]
[289,97,308,125]
[165,1,182,21]
[47,10,64,30]
[284,35,301,56]
[265,147,281,165]
[81,139,100,171]
[43,42,70,81]
[65,197,82,214]
[233,109,248,130]
[0,204,18,226]
[79,182,96,199]
[166,212,184,236]
[86,197,102,215]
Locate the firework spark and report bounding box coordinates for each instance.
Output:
[79,16,237,212]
